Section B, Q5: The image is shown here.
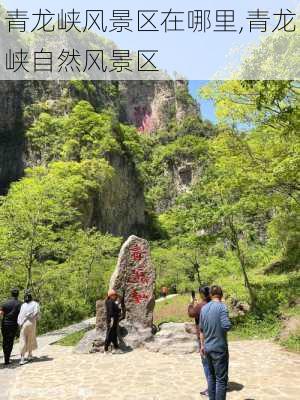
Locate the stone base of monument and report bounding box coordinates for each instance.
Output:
[76,235,157,354]
[117,321,154,349]
[74,236,198,355]
[145,322,199,355]
[75,322,199,355]
[74,324,154,354]
[74,299,155,354]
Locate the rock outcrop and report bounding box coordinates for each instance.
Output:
[0,79,198,234]
[109,235,155,327]
[75,235,155,353]
[0,81,24,194]
[277,315,300,342]
[91,154,145,237]
[145,322,199,354]
[119,80,198,133]
[155,158,204,213]
[229,298,251,318]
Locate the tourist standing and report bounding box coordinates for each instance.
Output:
[0,288,22,366]
[161,286,168,298]
[18,291,40,365]
[199,286,231,400]
[188,286,211,397]
[104,289,122,354]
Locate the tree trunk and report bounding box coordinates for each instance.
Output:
[229,220,257,310]
[85,255,95,303]
[236,242,257,310]
[194,262,201,287]
[26,265,32,290]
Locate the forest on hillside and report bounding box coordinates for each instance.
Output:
[0,79,299,346]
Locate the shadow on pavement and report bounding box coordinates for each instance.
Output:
[0,355,54,369]
[227,381,244,392]
[30,355,54,363]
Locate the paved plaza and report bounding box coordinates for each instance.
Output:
[1,334,300,400]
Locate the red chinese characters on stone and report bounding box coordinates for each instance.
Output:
[128,267,150,285]
[128,241,151,304]
[129,244,146,261]
[131,289,149,305]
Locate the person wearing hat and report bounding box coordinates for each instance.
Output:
[0,288,22,366]
[17,291,40,365]
[104,289,122,354]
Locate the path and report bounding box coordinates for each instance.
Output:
[35,317,96,348]
[155,294,178,303]
[0,317,95,400]
[1,335,300,399]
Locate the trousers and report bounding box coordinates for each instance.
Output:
[104,324,119,351]
[1,324,18,364]
[206,350,229,400]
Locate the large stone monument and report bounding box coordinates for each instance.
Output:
[75,235,155,353]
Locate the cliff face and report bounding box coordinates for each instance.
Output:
[154,157,204,214]
[91,153,146,237]
[0,79,198,234]
[118,80,198,132]
[0,81,24,194]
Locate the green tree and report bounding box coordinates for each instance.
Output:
[0,159,113,293]
[27,101,122,164]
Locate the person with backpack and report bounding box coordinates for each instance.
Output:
[188,286,211,397]
[0,288,22,366]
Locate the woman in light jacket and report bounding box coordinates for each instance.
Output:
[17,291,40,365]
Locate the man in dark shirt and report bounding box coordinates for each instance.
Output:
[188,286,211,397]
[0,288,22,365]
[104,289,121,354]
[199,286,231,400]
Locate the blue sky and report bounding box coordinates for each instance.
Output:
[189,81,216,123]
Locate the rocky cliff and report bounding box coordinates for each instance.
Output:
[0,81,24,194]
[119,80,198,132]
[91,153,146,237]
[0,79,198,234]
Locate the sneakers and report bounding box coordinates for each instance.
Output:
[200,389,209,397]
[19,359,26,365]
[111,348,123,355]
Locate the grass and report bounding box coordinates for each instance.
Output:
[280,334,300,353]
[277,304,300,353]
[154,294,193,326]
[154,294,283,342]
[55,329,88,346]
[229,316,281,341]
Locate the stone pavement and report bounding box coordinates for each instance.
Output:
[0,317,95,400]
[1,337,300,400]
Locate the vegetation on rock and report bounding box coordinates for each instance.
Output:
[0,79,299,347]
